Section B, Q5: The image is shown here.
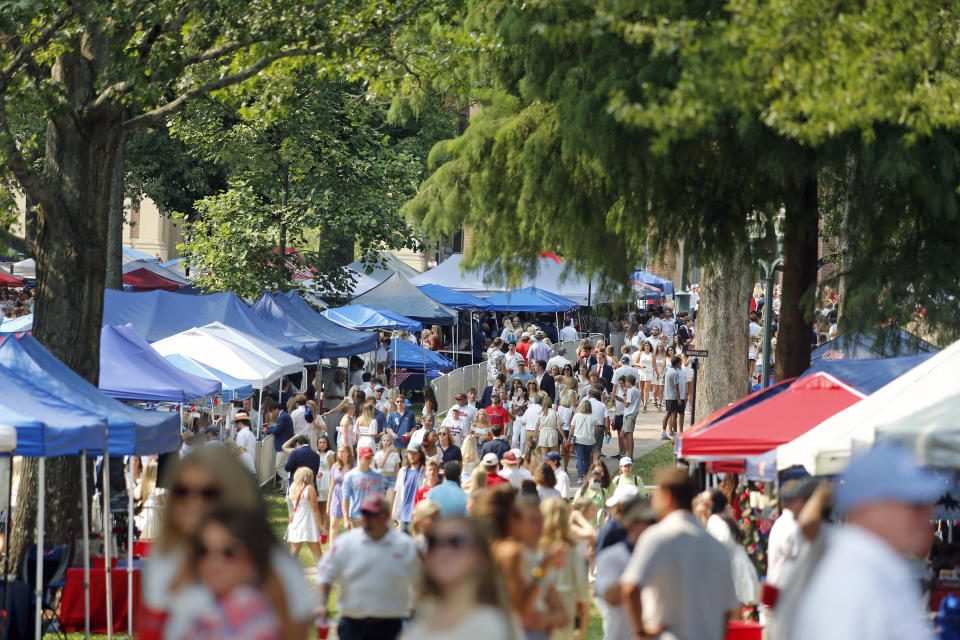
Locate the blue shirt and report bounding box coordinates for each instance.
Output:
[388,410,416,442]
[373,409,387,434]
[266,411,294,451]
[399,467,421,522]
[341,468,385,520]
[428,480,468,517]
[284,446,320,487]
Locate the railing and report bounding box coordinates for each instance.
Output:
[432,362,486,414]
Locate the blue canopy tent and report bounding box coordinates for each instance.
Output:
[100,324,222,403]
[251,292,377,359]
[322,304,422,332]
[811,326,938,362]
[800,352,935,395]
[351,272,458,326]
[163,353,253,402]
[122,246,159,263]
[416,284,494,310]
[0,314,32,332]
[388,338,454,371]
[103,289,317,360]
[483,287,578,312]
[630,269,675,296]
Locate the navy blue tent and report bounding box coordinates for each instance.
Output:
[630,269,675,296]
[352,272,458,325]
[484,287,578,312]
[811,326,938,362]
[322,304,422,332]
[0,334,180,455]
[251,292,377,358]
[388,338,454,371]
[417,284,494,310]
[100,324,222,402]
[103,289,315,360]
[800,352,934,395]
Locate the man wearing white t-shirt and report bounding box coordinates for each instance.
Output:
[749,313,762,338]
[441,407,469,445]
[232,412,258,461]
[560,320,579,342]
[620,376,641,461]
[498,449,533,488]
[515,396,543,452]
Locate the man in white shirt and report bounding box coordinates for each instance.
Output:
[645,325,661,349]
[787,445,942,640]
[659,308,676,342]
[515,395,543,452]
[547,347,571,372]
[409,414,436,449]
[544,451,569,498]
[229,398,259,436]
[290,395,315,447]
[612,354,638,388]
[587,388,609,465]
[620,375,641,460]
[621,468,738,640]
[766,479,816,588]
[440,407,469,445]
[662,357,685,440]
[748,313,762,338]
[318,493,419,640]
[375,335,392,375]
[232,412,258,461]
[560,319,579,342]
[498,449,533,488]
[504,342,522,376]
[595,497,656,640]
[372,384,389,412]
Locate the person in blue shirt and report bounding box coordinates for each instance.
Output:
[264,402,295,487]
[387,393,416,449]
[282,434,320,494]
[340,445,385,526]
[427,461,468,517]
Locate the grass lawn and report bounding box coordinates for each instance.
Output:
[634,443,675,485]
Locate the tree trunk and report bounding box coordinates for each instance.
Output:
[695,244,753,418]
[776,169,820,380]
[23,193,37,245]
[837,149,868,328]
[105,132,127,290]
[8,37,124,571]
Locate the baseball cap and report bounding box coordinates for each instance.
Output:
[835,444,944,512]
[491,393,500,399]
[619,457,633,467]
[503,451,519,464]
[358,446,374,457]
[535,331,545,339]
[521,332,531,339]
[359,493,389,516]
[455,393,466,400]
[544,451,561,462]
[374,385,385,391]
[407,441,422,453]
[606,482,640,507]
[620,355,631,363]
[482,452,499,467]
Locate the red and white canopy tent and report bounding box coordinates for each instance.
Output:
[675,372,865,461]
[122,268,184,292]
[0,270,24,287]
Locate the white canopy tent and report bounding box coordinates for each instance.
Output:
[121,259,189,285]
[151,323,304,388]
[1,258,35,280]
[777,338,960,475]
[874,392,960,469]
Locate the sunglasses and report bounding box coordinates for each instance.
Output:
[426,533,474,552]
[171,483,221,502]
[195,542,245,561]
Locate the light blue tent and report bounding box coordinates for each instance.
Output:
[322,304,422,332]
[163,353,254,402]
[483,287,578,312]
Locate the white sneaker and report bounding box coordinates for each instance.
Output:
[660,430,669,440]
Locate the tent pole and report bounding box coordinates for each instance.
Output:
[103,454,113,640]
[34,458,44,640]
[257,387,264,440]
[2,453,12,640]
[470,317,474,366]
[126,461,134,637]
[81,451,91,640]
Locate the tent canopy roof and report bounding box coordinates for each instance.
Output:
[483,287,578,312]
[252,292,376,359]
[322,304,422,332]
[163,353,253,402]
[0,334,178,455]
[348,251,421,281]
[630,269,675,296]
[122,267,184,292]
[388,338,453,371]
[778,338,960,475]
[416,284,493,310]
[122,259,189,284]
[812,326,938,362]
[677,373,864,460]
[352,272,457,325]
[100,324,222,402]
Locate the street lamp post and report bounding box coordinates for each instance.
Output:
[759,257,782,389]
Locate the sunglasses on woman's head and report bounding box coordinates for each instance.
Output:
[426,533,473,552]
[171,483,221,501]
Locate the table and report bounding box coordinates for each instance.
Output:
[726,621,763,640]
[60,567,142,633]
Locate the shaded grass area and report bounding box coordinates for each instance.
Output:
[634,443,675,485]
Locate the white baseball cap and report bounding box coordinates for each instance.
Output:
[482,452,499,467]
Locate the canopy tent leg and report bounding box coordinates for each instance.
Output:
[81,452,91,640]
[102,455,113,640]
[256,388,264,440]
[2,453,13,640]
[455,317,459,369]
[126,462,134,637]
[33,458,44,640]
[470,318,474,366]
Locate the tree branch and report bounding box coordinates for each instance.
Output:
[0,226,34,257]
[137,3,192,65]
[122,45,324,131]
[0,3,83,87]
[0,102,59,213]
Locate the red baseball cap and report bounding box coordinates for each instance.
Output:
[358,446,374,457]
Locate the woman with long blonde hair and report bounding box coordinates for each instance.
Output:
[134,458,164,540]
[285,466,323,564]
[540,497,589,640]
[461,434,480,478]
[355,401,377,448]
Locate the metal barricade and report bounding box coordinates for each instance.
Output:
[256,436,276,487]
[609,332,626,351]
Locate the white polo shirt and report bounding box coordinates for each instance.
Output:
[317,527,420,619]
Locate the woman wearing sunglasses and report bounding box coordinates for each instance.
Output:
[142,446,314,640]
[408,517,518,640]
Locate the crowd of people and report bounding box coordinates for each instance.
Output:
[0,287,32,319]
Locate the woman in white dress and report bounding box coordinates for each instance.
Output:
[652,344,667,410]
[635,341,655,413]
[285,467,323,564]
[134,459,164,540]
[374,433,402,510]
[337,403,357,452]
[315,434,334,540]
[407,517,518,640]
[355,402,378,450]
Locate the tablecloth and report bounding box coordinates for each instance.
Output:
[61,567,141,633]
[726,621,763,640]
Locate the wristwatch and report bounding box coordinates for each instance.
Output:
[530,565,545,583]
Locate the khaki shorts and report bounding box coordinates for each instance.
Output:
[622,413,638,433]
